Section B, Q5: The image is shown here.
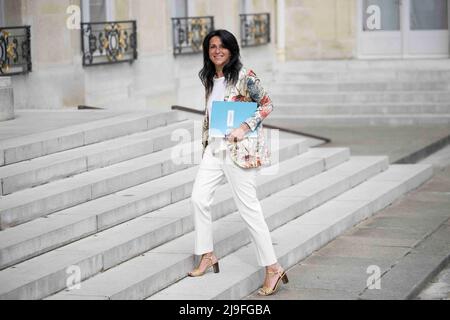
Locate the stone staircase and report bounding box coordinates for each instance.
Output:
[267,60,450,126]
[0,110,433,300]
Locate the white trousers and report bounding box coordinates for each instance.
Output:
[191,144,277,267]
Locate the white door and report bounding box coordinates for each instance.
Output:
[358,0,449,58]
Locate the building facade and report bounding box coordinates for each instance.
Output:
[0,0,448,110]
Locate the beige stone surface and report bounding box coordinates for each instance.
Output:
[130,0,170,55]
[23,0,78,66]
[285,0,357,60]
[115,0,129,21]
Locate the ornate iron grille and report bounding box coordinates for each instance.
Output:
[81,20,137,67]
[240,13,270,47]
[172,16,214,56]
[0,26,32,76]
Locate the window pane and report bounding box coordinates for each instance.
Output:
[173,0,188,17]
[240,0,249,14]
[0,0,4,26]
[411,0,448,30]
[90,0,106,22]
[363,0,400,31]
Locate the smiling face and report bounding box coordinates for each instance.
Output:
[209,36,231,71]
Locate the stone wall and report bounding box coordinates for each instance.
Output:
[12,0,85,109]
[7,0,276,110]
[285,0,357,60]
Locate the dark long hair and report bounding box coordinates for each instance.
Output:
[199,29,243,98]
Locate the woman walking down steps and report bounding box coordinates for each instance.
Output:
[188,29,288,297]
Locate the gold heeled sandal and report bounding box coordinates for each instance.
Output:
[257,269,289,296]
[188,255,220,277]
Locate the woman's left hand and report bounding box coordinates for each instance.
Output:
[226,123,251,143]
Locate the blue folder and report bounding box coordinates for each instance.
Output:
[209,101,258,138]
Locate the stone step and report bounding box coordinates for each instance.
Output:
[0,120,196,195]
[0,110,186,166]
[0,77,14,122]
[273,70,450,82]
[148,164,433,300]
[0,139,203,230]
[268,81,450,93]
[0,146,347,299]
[0,138,310,270]
[271,92,450,104]
[267,115,450,126]
[44,155,390,300]
[273,60,450,72]
[271,103,450,116]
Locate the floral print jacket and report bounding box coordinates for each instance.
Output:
[201,66,274,169]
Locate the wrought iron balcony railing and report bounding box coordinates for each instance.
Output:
[240,13,271,47]
[81,20,137,67]
[0,26,32,76]
[172,16,214,56]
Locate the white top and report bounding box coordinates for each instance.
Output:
[207,76,227,121]
[207,76,227,153]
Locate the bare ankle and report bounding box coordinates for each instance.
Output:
[202,252,216,261]
[266,263,281,272]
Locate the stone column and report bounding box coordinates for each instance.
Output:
[0,77,14,121]
[276,0,286,62]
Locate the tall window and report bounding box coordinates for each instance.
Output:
[410,0,448,30]
[81,0,114,22]
[240,0,251,14]
[172,0,188,17]
[0,0,5,26]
